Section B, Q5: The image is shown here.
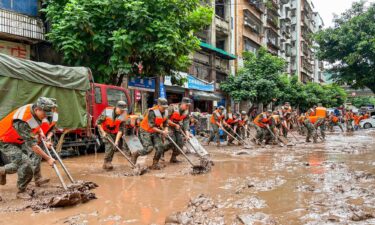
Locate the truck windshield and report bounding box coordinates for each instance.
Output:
[106,88,127,107]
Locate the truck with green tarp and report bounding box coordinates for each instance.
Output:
[0,53,131,154]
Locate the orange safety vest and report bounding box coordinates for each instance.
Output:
[308,116,318,124]
[331,116,339,123]
[363,114,370,119]
[238,116,248,127]
[345,112,354,120]
[225,113,236,125]
[315,107,327,119]
[298,115,306,123]
[0,104,41,144]
[253,113,269,128]
[210,110,224,125]
[169,106,189,123]
[101,107,126,134]
[140,106,168,133]
[40,112,59,135]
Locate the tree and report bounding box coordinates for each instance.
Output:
[43,0,213,86]
[220,47,285,107]
[277,76,347,111]
[314,1,375,93]
[348,96,375,108]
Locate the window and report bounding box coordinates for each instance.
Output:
[94,87,102,104]
[215,0,225,19]
[244,38,259,53]
[244,11,261,34]
[216,40,226,50]
[291,25,296,32]
[106,88,127,107]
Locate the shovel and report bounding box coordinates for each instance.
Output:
[179,130,209,158]
[222,126,251,149]
[228,126,252,146]
[106,136,147,175]
[166,135,207,173]
[41,138,68,191]
[266,126,285,147]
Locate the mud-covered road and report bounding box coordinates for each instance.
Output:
[1,129,374,225]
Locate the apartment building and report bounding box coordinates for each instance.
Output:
[235,0,324,83]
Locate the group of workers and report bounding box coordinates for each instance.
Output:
[0,96,371,200]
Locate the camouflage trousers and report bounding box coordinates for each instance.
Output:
[103,133,130,162]
[208,124,220,143]
[304,120,317,142]
[0,142,33,191]
[255,126,271,143]
[164,128,183,157]
[25,144,47,182]
[237,126,246,140]
[225,126,236,143]
[346,120,354,131]
[139,129,166,161]
[329,122,344,132]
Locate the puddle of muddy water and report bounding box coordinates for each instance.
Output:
[0,130,374,225]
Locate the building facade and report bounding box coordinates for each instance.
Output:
[235,0,324,84]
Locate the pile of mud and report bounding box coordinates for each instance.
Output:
[1,180,98,212]
[165,194,224,225]
[191,157,214,175]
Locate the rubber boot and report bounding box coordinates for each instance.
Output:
[169,151,180,163]
[150,159,161,170]
[216,141,221,147]
[102,161,114,170]
[0,167,6,185]
[131,151,140,165]
[35,178,50,187]
[16,190,32,200]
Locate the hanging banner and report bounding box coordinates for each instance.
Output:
[159,81,166,98]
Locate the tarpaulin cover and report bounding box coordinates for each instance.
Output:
[0,54,90,128]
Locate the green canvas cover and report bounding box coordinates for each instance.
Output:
[0,54,90,129]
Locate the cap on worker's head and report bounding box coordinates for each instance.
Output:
[317,103,322,107]
[267,110,272,113]
[284,102,290,105]
[181,97,191,105]
[36,97,57,113]
[218,106,225,110]
[116,101,127,110]
[241,111,247,115]
[157,98,169,108]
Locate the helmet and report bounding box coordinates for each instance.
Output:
[157,98,169,108]
[36,97,57,114]
[116,101,127,110]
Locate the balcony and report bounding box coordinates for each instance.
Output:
[267,36,280,50]
[267,11,279,28]
[248,0,265,13]
[215,15,230,34]
[0,9,45,41]
[244,10,262,34]
[302,59,313,73]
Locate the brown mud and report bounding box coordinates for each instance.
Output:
[0,129,374,224]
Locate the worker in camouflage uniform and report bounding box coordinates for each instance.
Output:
[132,98,169,170]
[224,111,239,145]
[252,110,272,145]
[0,97,56,199]
[205,106,226,147]
[328,112,344,132]
[30,98,59,187]
[97,101,128,170]
[304,116,318,143]
[315,117,326,140]
[237,111,249,140]
[166,97,191,163]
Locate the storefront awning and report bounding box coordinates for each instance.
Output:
[192,91,222,101]
[200,42,237,60]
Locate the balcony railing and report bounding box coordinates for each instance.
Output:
[267,11,279,28]
[0,9,45,40]
[249,0,266,13]
[302,59,313,73]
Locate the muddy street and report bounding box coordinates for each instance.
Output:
[0,129,374,225]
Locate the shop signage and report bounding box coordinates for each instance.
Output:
[0,40,30,59]
[187,75,214,92]
[128,76,155,92]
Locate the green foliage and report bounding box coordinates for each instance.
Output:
[277,75,347,111]
[220,47,285,105]
[348,96,375,108]
[43,0,213,84]
[314,1,375,93]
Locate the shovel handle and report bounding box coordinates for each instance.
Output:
[221,126,243,144]
[41,139,68,191]
[50,146,75,183]
[166,135,196,167]
[106,136,136,168]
